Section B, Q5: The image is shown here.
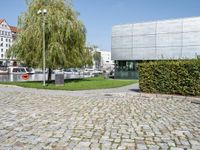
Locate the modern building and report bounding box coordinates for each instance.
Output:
[112,16,200,79]
[0,19,17,66]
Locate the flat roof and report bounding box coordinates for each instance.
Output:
[113,16,200,28]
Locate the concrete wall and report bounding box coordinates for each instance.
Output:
[112,17,200,60]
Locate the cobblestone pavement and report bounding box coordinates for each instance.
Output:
[0,85,200,150]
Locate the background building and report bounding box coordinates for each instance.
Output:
[86,44,101,70]
[112,16,200,79]
[87,44,113,71]
[100,50,114,71]
[0,19,17,66]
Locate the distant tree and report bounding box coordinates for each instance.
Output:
[82,47,93,68]
[7,0,92,81]
[93,51,101,69]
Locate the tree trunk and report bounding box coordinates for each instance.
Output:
[48,68,52,82]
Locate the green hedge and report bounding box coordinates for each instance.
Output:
[138,60,200,96]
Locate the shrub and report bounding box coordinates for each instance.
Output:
[138,60,200,96]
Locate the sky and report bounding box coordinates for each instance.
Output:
[0,0,200,51]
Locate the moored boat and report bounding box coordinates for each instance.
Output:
[0,70,8,75]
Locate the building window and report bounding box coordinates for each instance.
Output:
[2,31,4,35]
[116,61,136,71]
[1,49,3,52]
[1,38,3,41]
[1,54,3,58]
[6,44,8,47]
[6,39,8,42]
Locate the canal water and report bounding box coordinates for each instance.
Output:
[0,73,88,82]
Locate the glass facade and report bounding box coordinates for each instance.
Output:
[111,17,200,79]
[115,61,138,79]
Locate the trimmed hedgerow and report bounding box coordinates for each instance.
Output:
[138,60,200,96]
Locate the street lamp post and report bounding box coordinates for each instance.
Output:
[37,9,47,86]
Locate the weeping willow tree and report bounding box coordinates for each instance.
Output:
[7,0,92,81]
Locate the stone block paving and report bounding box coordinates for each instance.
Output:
[0,86,200,149]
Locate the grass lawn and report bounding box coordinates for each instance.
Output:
[0,77,138,91]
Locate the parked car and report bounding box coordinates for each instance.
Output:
[83,68,95,77]
[53,69,63,74]
[93,69,103,74]
[63,68,80,75]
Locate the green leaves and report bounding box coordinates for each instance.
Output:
[138,60,200,96]
[7,0,91,69]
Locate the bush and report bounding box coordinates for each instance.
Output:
[138,60,200,96]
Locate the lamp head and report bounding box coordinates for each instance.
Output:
[37,10,42,15]
[43,9,47,14]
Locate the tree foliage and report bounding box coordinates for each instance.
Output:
[82,47,93,67]
[7,0,92,70]
[93,51,101,69]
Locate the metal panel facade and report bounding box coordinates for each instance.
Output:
[112,17,200,60]
[133,35,156,48]
[157,20,182,33]
[133,22,156,35]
